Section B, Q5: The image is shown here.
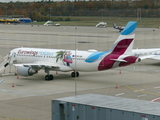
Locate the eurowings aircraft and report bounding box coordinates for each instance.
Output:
[113,23,125,32]
[4,21,140,80]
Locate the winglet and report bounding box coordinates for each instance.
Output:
[121,21,137,35]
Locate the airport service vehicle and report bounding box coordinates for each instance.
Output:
[113,23,125,32]
[44,21,60,26]
[2,21,140,80]
[44,21,53,26]
[95,22,107,28]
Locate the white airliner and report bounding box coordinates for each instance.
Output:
[3,21,140,80]
[132,48,160,60]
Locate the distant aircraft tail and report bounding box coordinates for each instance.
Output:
[113,23,116,28]
[98,21,140,71]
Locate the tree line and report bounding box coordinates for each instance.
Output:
[0,0,159,21]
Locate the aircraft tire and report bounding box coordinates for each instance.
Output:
[71,72,79,77]
[45,75,50,80]
[76,72,79,77]
[71,72,75,77]
[45,74,54,81]
[49,74,54,80]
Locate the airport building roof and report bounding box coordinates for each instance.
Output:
[55,93,160,116]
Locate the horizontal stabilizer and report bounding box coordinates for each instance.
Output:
[110,59,127,62]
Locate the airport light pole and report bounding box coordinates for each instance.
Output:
[137,8,141,20]
[49,8,52,21]
[75,27,77,96]
[100,9,105,21]
[5,6,8,18]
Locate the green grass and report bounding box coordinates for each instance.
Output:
[32,16,160,28]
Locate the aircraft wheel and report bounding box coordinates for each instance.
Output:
[49,74,54,80]
[76,72,79,77]
[71,72,79,77]
[71,72,75,77]
[45,74,54,81]
[45,75,50,80]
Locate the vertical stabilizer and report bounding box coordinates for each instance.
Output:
[109,21,137,55]
[113,23,116,28]
[98,21,139,71]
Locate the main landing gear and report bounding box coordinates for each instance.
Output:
[45,74,54,81]
[45,68,54,81]
[71,71,79,77]
[44,69,80,80]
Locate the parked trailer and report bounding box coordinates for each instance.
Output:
[52,94,160,120]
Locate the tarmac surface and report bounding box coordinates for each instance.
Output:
[0,24,160,120]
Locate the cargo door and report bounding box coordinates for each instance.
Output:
[133,113,143,120]
[86,106,97,120]
[52,100,61,120]
[68,103,79,120]
[78,105,87,120]
[153,116,160,120]
[123,111,134,120]
[59,102,67,120]
[111,109,122,120]
[134,114,154,120]
[140,114,154,120]
[97,107,107,120]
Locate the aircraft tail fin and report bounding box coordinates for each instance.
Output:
[109,21,137,55]
[113,23,116,28]
[98,21,139,71]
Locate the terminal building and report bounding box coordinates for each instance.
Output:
[52,94,160,120]
[0,15,32,24]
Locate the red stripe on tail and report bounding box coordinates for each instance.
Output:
[111,39,133,55]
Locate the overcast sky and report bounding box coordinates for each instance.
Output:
[1,0,45,2]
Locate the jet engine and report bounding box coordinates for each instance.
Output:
[17,66,38,76]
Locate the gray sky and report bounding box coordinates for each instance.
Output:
[1,0,45,2]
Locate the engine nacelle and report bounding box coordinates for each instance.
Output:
[17,66,38,76]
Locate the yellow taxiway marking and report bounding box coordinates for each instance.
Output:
[124,85,160,96]
[0,118,33,120]
[0,118,31,120]
[68,78,160,96]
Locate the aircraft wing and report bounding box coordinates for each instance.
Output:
[14,61,59,68]
[147,55,160,60]
[132,49,160,60]
[138,55,156,60]
[14,61,73,71]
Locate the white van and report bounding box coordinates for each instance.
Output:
[96,22,107,28]
[44,21,53,26]
[44,21,60,26]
